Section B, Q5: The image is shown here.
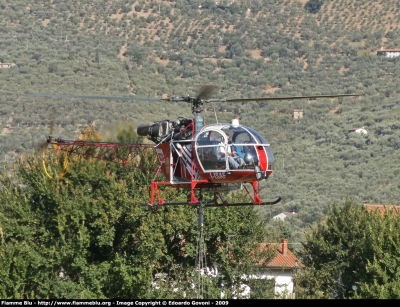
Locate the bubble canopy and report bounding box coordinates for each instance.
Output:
[194,124,274,171]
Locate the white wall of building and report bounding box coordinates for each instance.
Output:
[385,51,400,58]
[273,213,288,221]
[261,269,295,298]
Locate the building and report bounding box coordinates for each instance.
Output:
[256,239,303,298]
[152,238,302,299]
[293,109,303,120]
[377,47,400,58]
[349,127,367,135]
[273,211,295,221]
[0,62,16,68]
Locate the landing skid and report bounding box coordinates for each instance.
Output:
[148,178,280,207]
[205,197,282,207]
[141,197,281,207]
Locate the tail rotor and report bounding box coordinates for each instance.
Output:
[34,108,69,179]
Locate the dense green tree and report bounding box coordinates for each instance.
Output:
[229,3,241,15]
[304,0,324,14]
[2,0,400,257]
[0,124,274,299]
[355,209,400,299]
[294,198,400,299]
[294,199,369,298]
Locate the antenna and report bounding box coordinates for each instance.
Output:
[212,106,218,124]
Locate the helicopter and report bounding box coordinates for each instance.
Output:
[27,87,361,207]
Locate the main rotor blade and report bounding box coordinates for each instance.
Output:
[26,93,363,103]
[223,93,362,102]
[26,93,162,102]
[197,85,216,101]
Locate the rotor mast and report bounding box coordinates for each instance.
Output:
[165,95,207,134]
[191,97,205,134]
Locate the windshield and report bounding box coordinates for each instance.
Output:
[218,125,275,164]
[198,125,275,164]
[244,127,275,164]
[220,126,255,143]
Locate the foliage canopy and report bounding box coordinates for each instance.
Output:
[295,198,400,299]
[305,0,324,14]
[2,0,400,248]
[0,124,274,299]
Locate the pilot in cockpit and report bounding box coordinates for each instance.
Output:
[217,135,246,169]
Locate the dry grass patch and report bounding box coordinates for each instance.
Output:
[249,49,263,59]
[118,44,127,61]
[315,56,323,67]
[338,66,349,75]
[219,45,227,52]
[204,58,218,64]
[264,86,280,94]
[79,19,85,29]
[330,104,341,114]
[137,10,152,18]
[155,57,170,66]
[302,60,308,71]
[111,9,124,21]
[1,116,13,136]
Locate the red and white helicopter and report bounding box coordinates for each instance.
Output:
[28,88,360,207]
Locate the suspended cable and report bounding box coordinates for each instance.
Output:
[195,204,207,299]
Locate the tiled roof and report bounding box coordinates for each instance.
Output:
[364,204,400,216]
[259,241,303,269]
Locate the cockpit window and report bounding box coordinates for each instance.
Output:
[245,127,275,164]
[196,130,226,171]
[245,127,268,144]
[196,130,224,145]
[233,131,256,143]
[221,126,256,144]
[195,125,275,170]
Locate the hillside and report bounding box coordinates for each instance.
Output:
[1,0,400,240]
